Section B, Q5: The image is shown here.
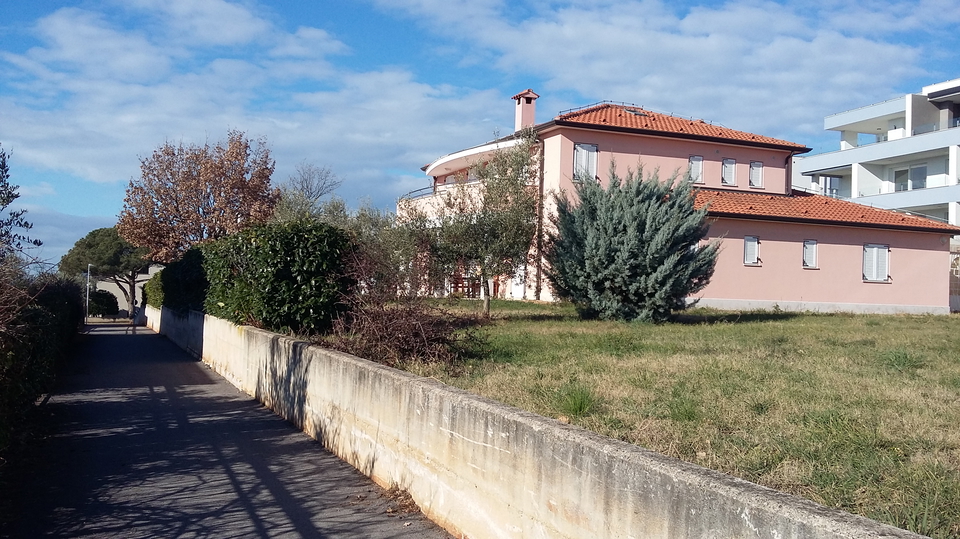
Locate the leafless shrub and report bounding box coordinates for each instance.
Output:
[319,208,484,368]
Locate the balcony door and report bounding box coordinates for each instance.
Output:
[893,165,927,192]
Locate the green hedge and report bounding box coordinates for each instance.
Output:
[143,270,163,308]
[203,221,352,334]
[141,249,207,312]
[89,289,119,316]
[0,274,83,452]
[145,221,352,335]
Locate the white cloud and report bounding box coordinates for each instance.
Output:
[0,3,510,215]
[2,0,957,259]
[123,0,272,46]
[29,8,172,83]
[375,0,928,142]
[270,27,349,58]
[22,208,115,267]
[18,182,56,198]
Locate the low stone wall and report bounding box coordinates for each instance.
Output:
[144,305,922,539]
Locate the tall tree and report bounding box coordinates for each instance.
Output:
[59,227,151,315]
[272,162,342,222]
[403,128,540,316]
[117,130,279,263]
[545,165,719,322]
[0,144,41,341]
[0,144,41,257]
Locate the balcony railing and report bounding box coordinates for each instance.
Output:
[400,185,437,201]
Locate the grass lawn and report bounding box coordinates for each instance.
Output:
[410,299,960,538]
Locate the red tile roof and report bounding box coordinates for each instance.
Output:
[554,103,810,152]
[694,189,960,234]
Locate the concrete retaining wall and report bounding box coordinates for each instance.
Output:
[144,304,922,539]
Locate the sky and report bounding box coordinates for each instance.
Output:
[1,0,959,266]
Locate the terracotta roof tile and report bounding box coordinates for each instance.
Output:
[694,189,960,234]
[556,103,809,151]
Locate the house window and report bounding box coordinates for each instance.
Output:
[574,143,598,182]
[863,244,890,282]
[744,236,759,265]
[749,161,763,188]
[722,158,736,185]
[894,165,927,191]
[802,240,817,269]
[688,155,703,183]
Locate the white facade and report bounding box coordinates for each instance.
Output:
[794,78,960,229]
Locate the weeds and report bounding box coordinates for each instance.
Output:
[556,382,598,417]
[878,348,925,373]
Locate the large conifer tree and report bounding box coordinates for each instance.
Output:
[545,166,718,322]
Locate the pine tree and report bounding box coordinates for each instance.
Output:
[545,165,718,322]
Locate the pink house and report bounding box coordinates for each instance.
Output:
[403,90,960,314]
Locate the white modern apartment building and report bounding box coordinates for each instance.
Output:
[794,78,960,227]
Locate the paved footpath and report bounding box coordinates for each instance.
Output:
[1,324,453,538]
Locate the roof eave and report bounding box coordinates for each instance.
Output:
[553,120,812,154]
[706,211,960,235]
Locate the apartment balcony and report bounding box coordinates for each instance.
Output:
[423,138,522,177]
[824,96,905,133]
[854,184,960,210]
[797,126,960,177]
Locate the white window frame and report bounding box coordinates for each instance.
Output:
[722,158,736,186]
[573,143,598,183]
[688,155,703,183]
[749,161,763,188]
[863,244,890,282]
[802,240,817,269]
[743,236,760,266]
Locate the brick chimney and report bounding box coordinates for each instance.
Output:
[512,89,539,132]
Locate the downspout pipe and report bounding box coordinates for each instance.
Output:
[535,136,546,300]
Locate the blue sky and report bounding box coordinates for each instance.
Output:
[1,0,959,265]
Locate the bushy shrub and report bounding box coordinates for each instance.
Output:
[545,166,719,322]
[203,220,352,334]
[28,275,84,353]
[1,272,83,452]
[159,248,208,313]
[143,270,163,308]
[88,289,119,316]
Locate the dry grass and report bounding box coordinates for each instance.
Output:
[408,300,960,538]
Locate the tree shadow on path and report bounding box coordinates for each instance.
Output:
[0,324,449,539]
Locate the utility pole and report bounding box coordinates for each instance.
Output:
[85,263,93,321]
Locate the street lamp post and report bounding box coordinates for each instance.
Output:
[85,263,93,321]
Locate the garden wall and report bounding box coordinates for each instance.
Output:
[144,304,922,539]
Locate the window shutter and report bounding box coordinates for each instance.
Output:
[573,146,582,179]
[802,240,817,268]
[749,161,763,187]
[574,144,598,181]
[722,159,736,185]
[863,244,889,281]
[863,245,876,280]
[744,236,759,265]
[876,245,888,281]
[587,145,597,179]
[689,155,703,183]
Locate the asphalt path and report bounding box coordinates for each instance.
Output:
[0,323,452,538]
